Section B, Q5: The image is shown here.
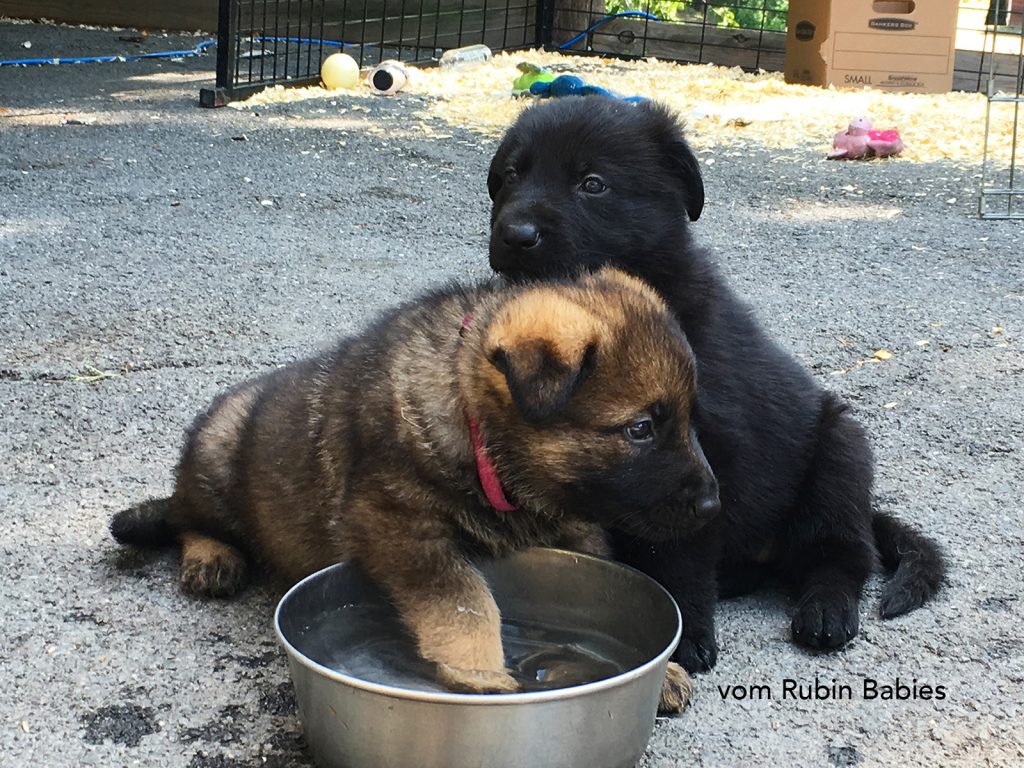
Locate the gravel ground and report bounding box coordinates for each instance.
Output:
[2,21,1022,768]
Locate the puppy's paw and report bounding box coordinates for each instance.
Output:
[436,664,520,695]
[792,593,859,650]
[658,662,694,715]
[673,632,718,673]
[180,534,247,597]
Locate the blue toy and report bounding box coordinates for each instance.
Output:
[531,74,647,102]
[513,63,645,103]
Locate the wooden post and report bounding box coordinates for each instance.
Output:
[552,0,606,51]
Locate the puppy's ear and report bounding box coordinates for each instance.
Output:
[490,341,597,423]
[669,137,704,222]
[487,169,502,201]
[643,103,705,221]
[485,291,604,423]
[487,149,507,200]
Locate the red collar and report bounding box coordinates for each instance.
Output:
[467,417,519,513]
[461,312,518,512]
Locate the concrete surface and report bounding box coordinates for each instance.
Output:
[1,21,1022,768]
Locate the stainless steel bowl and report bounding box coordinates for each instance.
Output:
[275,548,681,768]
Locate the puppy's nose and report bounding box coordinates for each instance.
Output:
[501,221,541,249]
[690,494,720,522]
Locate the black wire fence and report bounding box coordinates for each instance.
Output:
[200,0,1024,106]
[200,0,537,105]
[547,0,788,71]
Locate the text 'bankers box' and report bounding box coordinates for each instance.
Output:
[785,0,960,93]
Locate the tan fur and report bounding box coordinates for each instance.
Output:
[399,572,515,692]
[658,662,694,714]
[192,388,259,477]
[589,267,665,307]
[486,288,607,368]
[179,531,246,597]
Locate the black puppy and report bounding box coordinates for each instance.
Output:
[486,97,944,672]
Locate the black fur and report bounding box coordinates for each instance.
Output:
[873,511,946,618]
[487,97,945,671]
[110,497,176,547]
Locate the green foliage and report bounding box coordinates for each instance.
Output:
[603,0,682,20]
[601,0,789,31]
[709,1,789,32]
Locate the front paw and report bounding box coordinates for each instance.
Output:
[792,593,859,650]
[658,662,694,715]
[436,664,520,694]
[673,631,718,672]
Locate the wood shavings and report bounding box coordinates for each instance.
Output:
[231,82,377,107]
[232,50,1015,165]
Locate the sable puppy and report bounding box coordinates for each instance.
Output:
[487,97,945,672]
[110,268,708,707]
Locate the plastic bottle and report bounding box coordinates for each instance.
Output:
[438,44,492,69]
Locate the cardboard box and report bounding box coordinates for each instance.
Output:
[785,0,960,93]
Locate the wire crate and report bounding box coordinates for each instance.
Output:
[199,0,1024,107]
[979,9,1024,219]
[199,0,538,105]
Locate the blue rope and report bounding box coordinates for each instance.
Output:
[0,36,364,67]
[558,11,660,50]
[254,36,353,48]
[0,21,646,68]
[0,39,216,67]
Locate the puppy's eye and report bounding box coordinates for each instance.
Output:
[624,418,654,443]
[504,168,520,185]
[581,175,607,195]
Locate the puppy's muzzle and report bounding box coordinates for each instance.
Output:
[690,492,721,523]
[685,473,720,529]
[500,221,541,250]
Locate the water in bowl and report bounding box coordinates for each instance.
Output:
[295,604,646,694]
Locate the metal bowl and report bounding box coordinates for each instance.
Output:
[275,548,681,768]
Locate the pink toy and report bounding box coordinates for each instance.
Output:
[827,117,904,160]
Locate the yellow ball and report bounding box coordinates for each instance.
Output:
[321,53,359,90]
